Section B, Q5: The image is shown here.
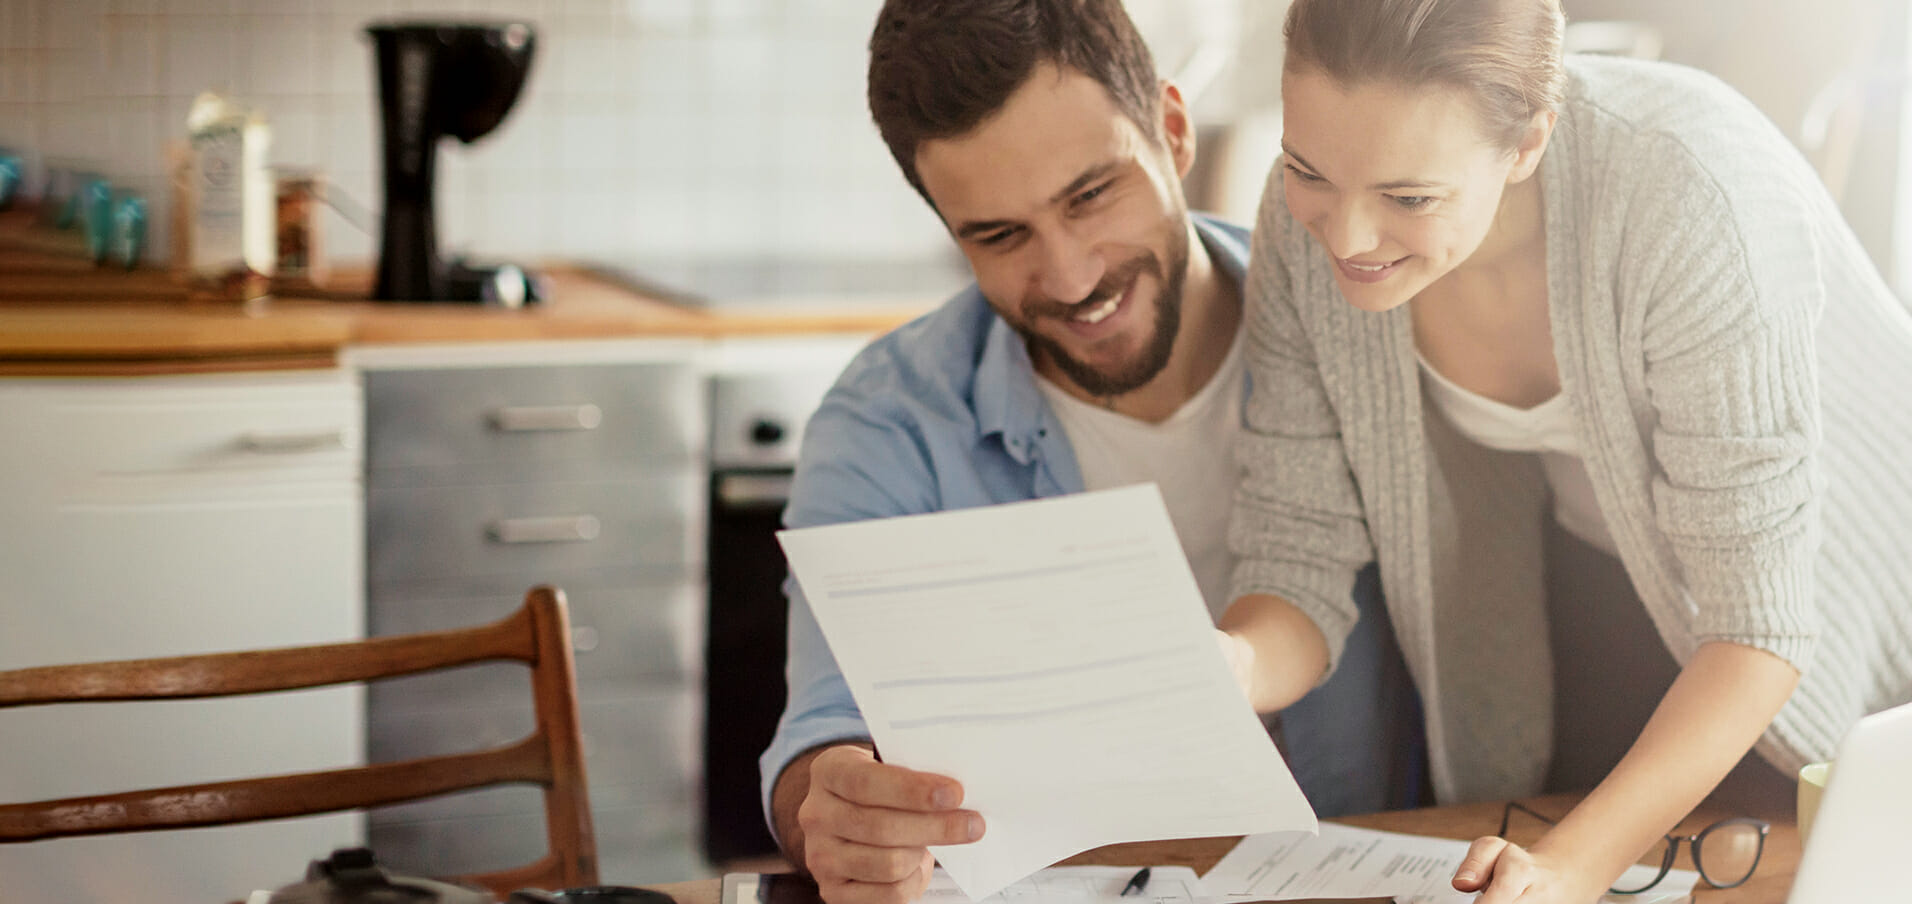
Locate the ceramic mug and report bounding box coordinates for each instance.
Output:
[1796,760,1833,844]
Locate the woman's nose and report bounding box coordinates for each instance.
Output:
[1322,203,1381,260]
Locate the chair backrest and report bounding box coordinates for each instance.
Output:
[0,585,597,898]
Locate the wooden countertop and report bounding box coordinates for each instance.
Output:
[0,213,935,375]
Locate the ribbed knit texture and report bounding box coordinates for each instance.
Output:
[1230,55,1912,804]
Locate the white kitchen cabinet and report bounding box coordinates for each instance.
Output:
[0,369,366,904]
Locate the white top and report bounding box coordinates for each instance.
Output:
[1036,329,1247,617]
[1417,352,1619,556]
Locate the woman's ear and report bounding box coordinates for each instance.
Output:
[1508,109,1556,184]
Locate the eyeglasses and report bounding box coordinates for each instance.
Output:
[1499,800,1770,894]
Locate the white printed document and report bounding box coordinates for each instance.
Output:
[1202,822,1698,903]
[778,485,1316,900]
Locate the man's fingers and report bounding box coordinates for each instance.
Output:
[1452,835,1509,892]
[814,849,936,904]
[807,836,935,885]
[814,746,965,811]
[804,787,984,847]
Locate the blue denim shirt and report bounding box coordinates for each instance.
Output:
[760,215,1421,840]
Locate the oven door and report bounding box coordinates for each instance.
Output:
[702,466,796,863]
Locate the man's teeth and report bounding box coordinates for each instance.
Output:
[1075,296,1120,324]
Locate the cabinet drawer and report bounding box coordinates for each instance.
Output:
[6,370,360,485]
[368,692,698,793]
[369,580,703,696]
[366,478,698,584]
[365,363,701,474]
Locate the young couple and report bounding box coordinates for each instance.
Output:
[761,2,1912,903]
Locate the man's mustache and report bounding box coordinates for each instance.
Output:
[1021,253,1160,319]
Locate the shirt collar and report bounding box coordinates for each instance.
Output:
[974,213,1248,464]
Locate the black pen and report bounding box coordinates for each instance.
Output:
[1119,866,1152,897]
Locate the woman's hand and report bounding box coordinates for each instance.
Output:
[1214,629,1256,699]
[1452,836,1608,904]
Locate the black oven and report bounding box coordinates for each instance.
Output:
[701,367,847,864]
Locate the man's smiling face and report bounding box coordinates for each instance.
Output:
[916,62,1193,399]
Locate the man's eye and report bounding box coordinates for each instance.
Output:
[975,227,1017,246]
[1390,195,1435,211]
[1075,182,1109,205]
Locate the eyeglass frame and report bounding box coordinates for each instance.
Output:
[1497,800,1771,894]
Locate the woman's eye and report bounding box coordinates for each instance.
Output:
[1390,194,1434,211]
[1283,163,1323,183]
[1075,182,1110,205]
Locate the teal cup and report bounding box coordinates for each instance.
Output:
[112,193,147,269]
[81,177,114,263]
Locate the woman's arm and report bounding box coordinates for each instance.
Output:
[1215,593,1331,713]
[1457,641,1799,902]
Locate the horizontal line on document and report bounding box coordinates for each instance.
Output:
[884,680,1207,730]
[872,645,1186,690]
[826,554,1144,599]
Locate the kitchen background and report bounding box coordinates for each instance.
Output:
[0,0,1904,289]
[0,0,1908,899]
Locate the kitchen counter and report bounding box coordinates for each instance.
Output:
[0,216,937,375]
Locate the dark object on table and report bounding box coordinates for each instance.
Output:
[366,21,541,305]
[508,886,679,904]
[268,848,494,904]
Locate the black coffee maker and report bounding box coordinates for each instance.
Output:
[368,21,540,305]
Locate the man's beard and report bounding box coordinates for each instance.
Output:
[1015,221,1190,399]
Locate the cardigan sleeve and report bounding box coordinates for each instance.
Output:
[1229,176,1377,679]
[1625,128,1824,670]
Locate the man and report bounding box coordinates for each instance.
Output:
[760,3,1422,903]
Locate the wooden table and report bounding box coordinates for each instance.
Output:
[645,793,1800,904]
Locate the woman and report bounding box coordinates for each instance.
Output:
[1211,0,1912,900]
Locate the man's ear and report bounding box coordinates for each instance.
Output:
[1160,80,1197,178]
[1507,108,1555,184]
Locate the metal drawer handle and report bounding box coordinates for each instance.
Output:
[238,429,348,454]
[487,515,602,544]
[488,404,603,433]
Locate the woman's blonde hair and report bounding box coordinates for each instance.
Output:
[1284,0,1566,149]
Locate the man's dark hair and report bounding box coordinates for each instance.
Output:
[867,0,1162,205]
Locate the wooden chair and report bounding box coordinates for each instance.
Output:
[0,585,597,897]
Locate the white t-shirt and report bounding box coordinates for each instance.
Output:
[1034,330,1247,618]
[1416,352,1620,557]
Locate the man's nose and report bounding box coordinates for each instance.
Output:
[1033,227,1105,304]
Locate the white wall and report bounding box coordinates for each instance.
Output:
[0,0,954,270]
[0,0,1242,277]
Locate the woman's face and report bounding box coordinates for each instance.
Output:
[1279,64,1540,313]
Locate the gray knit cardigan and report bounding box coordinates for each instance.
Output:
[1231,54,1912,804]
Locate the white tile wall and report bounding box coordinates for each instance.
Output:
[0,0,957,271]
[0,0,1238,277]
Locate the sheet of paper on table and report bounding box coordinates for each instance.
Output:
[926,865,1206,904]
[722,865,1209,904]
[777,485,1316,901]
[1201,822,1697,903]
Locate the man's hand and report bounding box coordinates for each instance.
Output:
[1451,836,1607,904]
[785,744,985,904]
